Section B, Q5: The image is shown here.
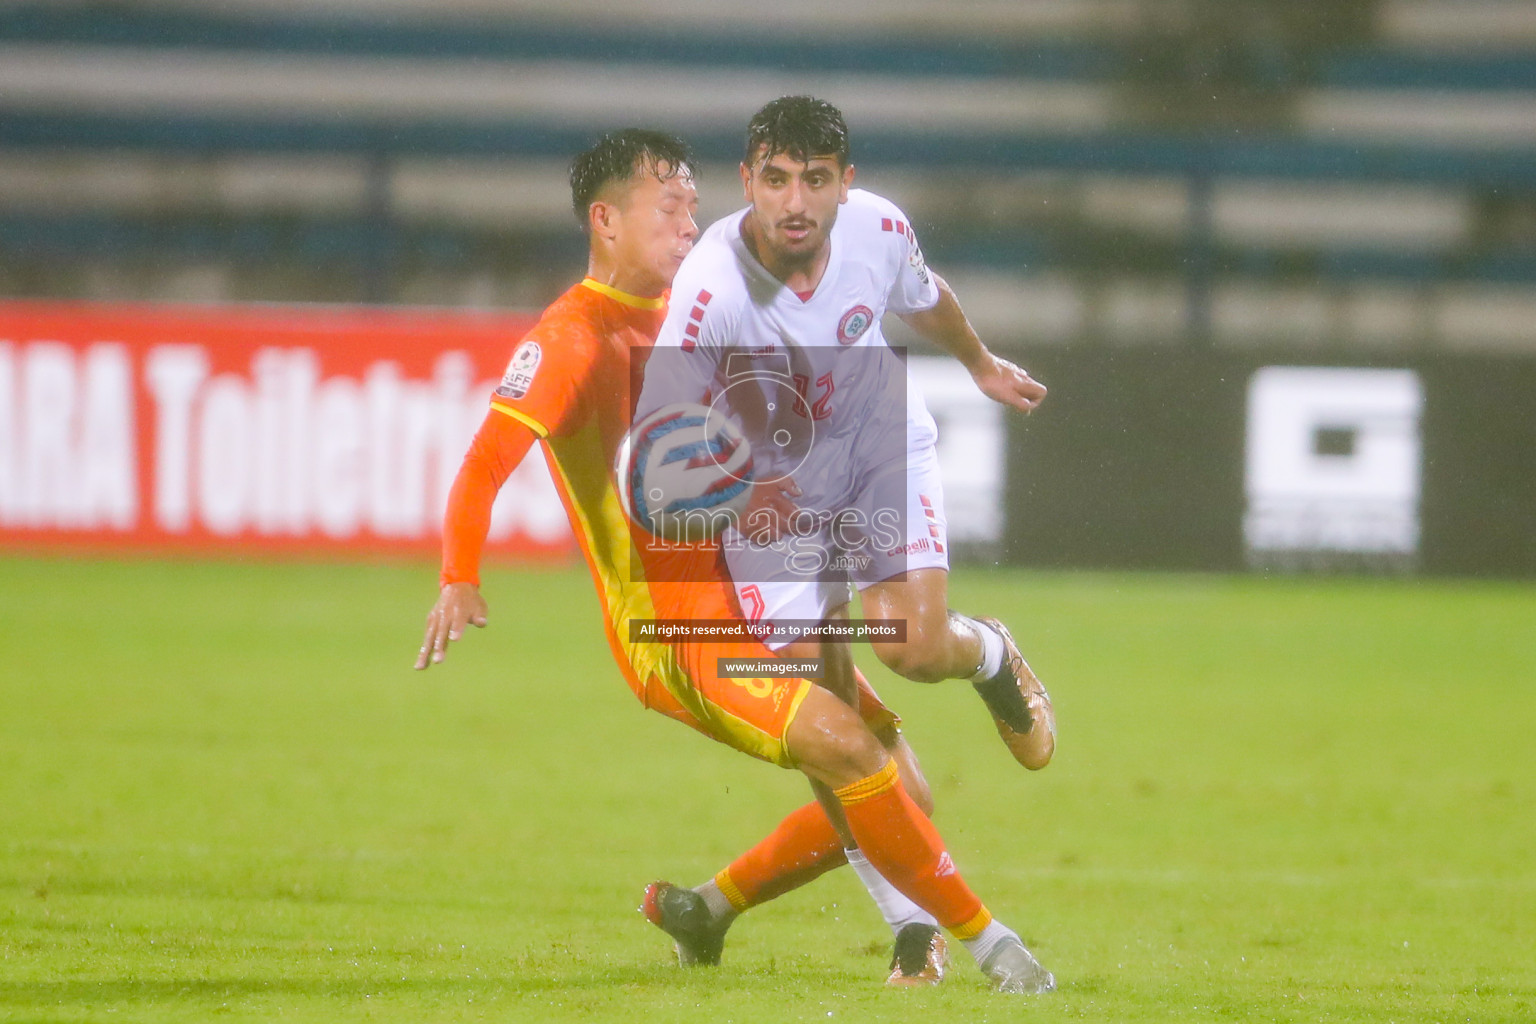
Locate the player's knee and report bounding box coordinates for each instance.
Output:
[805,727,888,790]
[786,691,890,789]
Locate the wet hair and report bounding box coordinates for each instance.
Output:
[569,129,694,229]
[744,95,850,169]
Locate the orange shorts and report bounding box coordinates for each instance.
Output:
[635,638,901,768]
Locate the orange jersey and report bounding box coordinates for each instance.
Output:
[483,279,781,717]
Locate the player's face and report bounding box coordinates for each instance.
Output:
[613,162,700,294]
[740,149,853,267]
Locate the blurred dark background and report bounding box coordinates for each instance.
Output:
[5,0,1536,359]
[5,0,1534,574]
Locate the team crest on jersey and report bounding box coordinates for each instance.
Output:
[837,305,875,345]
[495,340,542,399]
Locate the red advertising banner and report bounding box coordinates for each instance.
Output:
[0,300,574,558]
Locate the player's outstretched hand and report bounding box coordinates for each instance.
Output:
[415,582,488,670]
[972,353,1046,414]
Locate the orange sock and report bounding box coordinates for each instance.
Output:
[834,759,993,940]
[714,801,847,912]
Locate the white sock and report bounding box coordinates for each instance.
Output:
[845,847,938,935]
[693,879,738,924]
[968,618,1007,682]
[961,918,1020,966]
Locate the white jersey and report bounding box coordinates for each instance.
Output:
[640,189,942,511]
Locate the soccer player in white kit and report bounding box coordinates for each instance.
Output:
[636,97,1058,989]
[639,96,1055,768]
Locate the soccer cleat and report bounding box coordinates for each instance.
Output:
[971,617,1056,770]
[980,936,1056,994]
[885,923,949,987]
[640,880,728,966]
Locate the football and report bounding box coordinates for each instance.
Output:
[617,402,755,542]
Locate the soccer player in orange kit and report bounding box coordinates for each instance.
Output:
[415,129,1053,993]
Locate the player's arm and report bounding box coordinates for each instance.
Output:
[897,271,1046,415]
[415,409,539,670]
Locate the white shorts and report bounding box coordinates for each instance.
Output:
[726,442,949,651]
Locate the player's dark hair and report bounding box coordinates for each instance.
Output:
[569,129,693,229]
[744,95,850,169]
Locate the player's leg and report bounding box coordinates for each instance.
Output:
[639,639,1052,992]
[784,609,933,811]
[852,446,1055,769]
[634,629,874,964]
[850,446,988,684]
[730,575,936,815]
[784,685,1054,993]
[667,720,933,911]
[635,648,830,968]
[821,727,951,987]
[793,620,947,977]
[646,653,940,975]
[643,743,947,984]
[861,568,1055,770]
[648,636,854,969]
[861,566,977,684]
[642,582,940,976]
[745,590,942,936]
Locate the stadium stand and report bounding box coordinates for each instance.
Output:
[3,0,1536,354]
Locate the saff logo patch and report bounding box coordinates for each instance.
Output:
[495,340,542,399]
[837,305,875,345]
[909,242,931,285]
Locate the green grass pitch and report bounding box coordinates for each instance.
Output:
[2,554,1533,1023]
